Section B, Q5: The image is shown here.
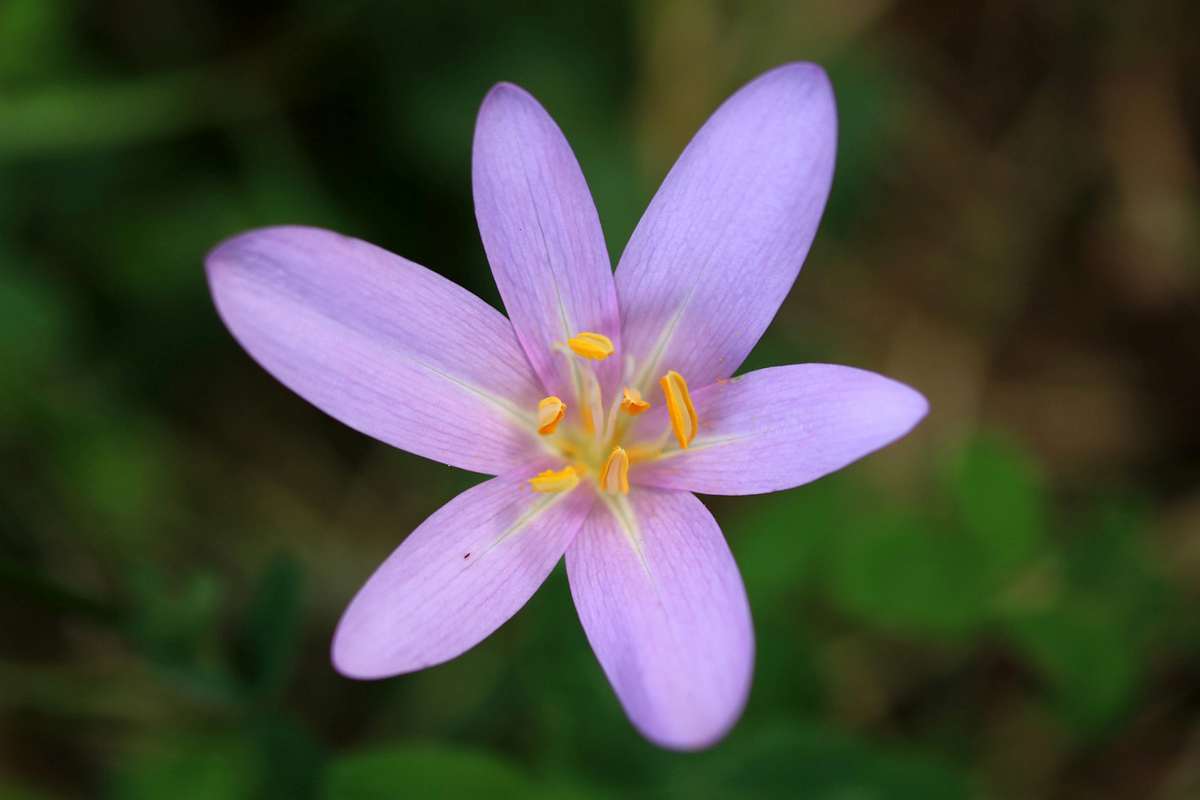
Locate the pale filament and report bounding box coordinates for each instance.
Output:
[528,331,696,494]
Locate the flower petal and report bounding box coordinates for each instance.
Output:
[206,225,544,475]
[616,63,837,390]
[566,489,753,750]
[473,83,621,398]
[333,467,593,679]
[632,364,928,495]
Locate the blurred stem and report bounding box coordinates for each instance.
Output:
[0,3,362,160]
[0,69,258,157]
[0,558,120,624]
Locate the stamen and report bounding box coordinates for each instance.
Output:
[598,447,630,495]
[529,465,580,493]
[536,395,566,435]
[659,370,697,448]
[584,373,605,440]
[620,387,651,415]
[625,442,662,464]
[567,331,615,361]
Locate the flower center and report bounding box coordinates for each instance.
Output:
[528,331,696,496]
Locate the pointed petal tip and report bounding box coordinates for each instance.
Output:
[330,624,391,681]
[206,223,303,262]
[911,385,931,420]
[752,61,837,134]
[631,673,752,752]
[886,376,931,434]
[328,470,593,684]
[471,75,620,399]
[769,60,832,82]
[483,80,529,100]
[477,81,539,122]
[203,224,546,475]
[204,226,261,281]
[203,226,281,312]
[632,365,928,496]
[769,60,834,90]
[638,719,741,752]
[330,611,433,681]
[205,225,340,286]
[614,61,838,387]
[567,490,754,751]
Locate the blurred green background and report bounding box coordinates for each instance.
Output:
[3,1,1199,798]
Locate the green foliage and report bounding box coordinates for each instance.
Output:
[0,256,74,415]
[110,736,260,800]
[824,509,993,637]
[1,3,1195,799]
[235,555,307,703]
[821,53,912,238]
[60,416,178,545]
[109,719,323,800]
[0,0,73,83]
[0,783,53,800]
[126,566,224,670]
[1003,499,1178,736]
[1004,604,1139,734]
[805,436,1048,639]
[737,434,1169,741]
[324,745,542,800]
[659,723,970,800]
[946,436,1047,586]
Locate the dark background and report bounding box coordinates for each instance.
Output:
[2,1,1199,798]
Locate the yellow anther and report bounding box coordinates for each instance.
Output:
[620,387,651,415]
[567,331,615,361]
[598,447,630,495]
[537,395,566,435]
[660,370,698,449]
[529,465,580,493]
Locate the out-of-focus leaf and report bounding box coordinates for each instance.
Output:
[0,262,74,408]
[821,52,912,238]
[945,435,1046,587]
[96,181,254,303]
[1003,603,1139,734]
[126,566,224,672]
[0,75,209,158]
[727,486,841,612]
[0,560,118,624]
[323,745,537,800]
[110,736,258,800]
[0,62,289,159]
[1060,500,1174,636]
[1001,498,1169,735]
[511,566,654,780]
[58,416,178,548]
[0,782,55,800]
[721,481,850,713]
[824,511,991,638]
[661,721,971,800]
[236,554,305,701]
[0,0,72,83]
[254,714,325,800]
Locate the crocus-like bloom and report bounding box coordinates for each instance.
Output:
[206,62,927,750]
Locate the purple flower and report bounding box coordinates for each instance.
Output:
[205,62,927,750]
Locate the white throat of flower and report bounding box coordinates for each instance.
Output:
[528,331,696,496]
